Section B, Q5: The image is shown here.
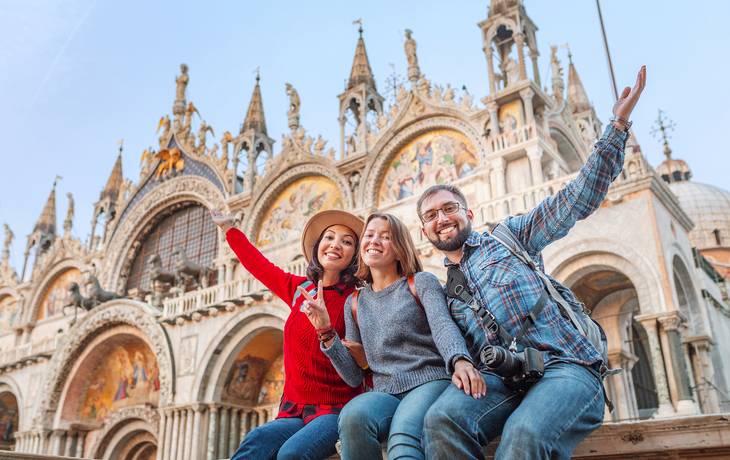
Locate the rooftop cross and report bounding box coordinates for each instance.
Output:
[650,109,676,158]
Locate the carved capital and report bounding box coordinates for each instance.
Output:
[519,87,535,100]
[491,157,506,172]
[486,102,500,114]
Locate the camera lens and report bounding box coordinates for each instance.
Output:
[481,345,522,378]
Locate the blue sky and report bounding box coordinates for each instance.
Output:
[1,0,729,273]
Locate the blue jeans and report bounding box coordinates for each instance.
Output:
[229,414,339,460]
[339,379,450,460]
[423,363,604,460]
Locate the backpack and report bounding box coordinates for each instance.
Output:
[490,223,620,410]
[351,275,423,326]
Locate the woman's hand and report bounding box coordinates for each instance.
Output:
[342,340,368,368]
[298,281,332,332]
[452,358,486,399]
[612,66,646,123]
[210,209,235,233]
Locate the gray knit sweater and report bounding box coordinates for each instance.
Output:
[321,272,470,395]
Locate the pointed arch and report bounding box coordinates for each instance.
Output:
[24,258,87,325]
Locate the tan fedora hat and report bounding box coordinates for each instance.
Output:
[300,210,365,263]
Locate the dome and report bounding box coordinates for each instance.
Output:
[669,181,730,250]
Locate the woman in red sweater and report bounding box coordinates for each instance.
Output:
[210,208,365,460]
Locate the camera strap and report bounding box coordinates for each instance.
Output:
[446,266,548,348]
[446,267,514,344]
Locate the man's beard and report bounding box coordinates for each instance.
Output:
[430,220,472,252]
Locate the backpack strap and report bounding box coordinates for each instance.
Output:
[292,280,317,310]
[351,290,360,327]
[491,223,587,337]
[407,275,425,312]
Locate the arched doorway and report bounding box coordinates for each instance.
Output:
[0,391,18,451]
[570,269,658,420]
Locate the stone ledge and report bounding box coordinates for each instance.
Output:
[326,414,730,459]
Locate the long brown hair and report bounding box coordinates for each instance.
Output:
[305,226,364,288]
[355,213,423,284]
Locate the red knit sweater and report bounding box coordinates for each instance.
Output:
[226,228,363,405]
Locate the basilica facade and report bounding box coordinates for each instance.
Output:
[1,1,730,459]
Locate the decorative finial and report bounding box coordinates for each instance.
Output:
[650,109,676,158]
[353,19,362,37]
[254,67,260,85]
[118,139,123,155]
[562,43,572,63]
[54,175,62,189]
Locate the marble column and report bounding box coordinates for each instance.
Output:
[169,409,180,460]
[486,46,498,94]
[206,405,219,460]
[339,116,346,159]
[156,409,167,460]
[163,409,174,460]
[487,102,500,137]
[519,88,535,125]
[52,430,64,456]
[529,49,540,87]
[229,409,241,455]
[176,409,187,460]
[686,335,718,413]
[64,432,76,457]
[491,158,507,197]
[75,431,86,458]
[218,406,230,458]
[526,146,543,186]
[513,33,527,81]
[190,405,204,460]
[635,315,675,418]
[659,316,700,415]
[183,407,194,460]
[239,411,251,443]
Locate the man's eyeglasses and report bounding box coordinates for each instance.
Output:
[421,202,466,223]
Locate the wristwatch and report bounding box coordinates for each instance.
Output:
[609,115,632,132]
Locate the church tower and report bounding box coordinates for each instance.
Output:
[21,180,57,280]
[238,74,275,193]
[90,146,123,249]
[337,25,384,158]
[566,50,602,150]
[477,0,557,196]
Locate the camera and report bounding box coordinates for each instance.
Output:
[481,345,545,394]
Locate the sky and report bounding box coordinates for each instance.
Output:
[1,0,729,274]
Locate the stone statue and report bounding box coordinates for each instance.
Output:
[303,136,314,153]
[66,193,74,222]
[550,46,563,78]
[175,64,189,101]
[3,224,13,251]
[196,121,214,155]
[313,135,327,156]
[502,55,520,86]
[443,84,456,106]
[172,245,210,289]
[346,134,357,155]
[404,29,418,67]
[157,116,171,148]
[460,90,474,110]
[218,132,232,173]
[87,276,121,306]
[286,84,300,116]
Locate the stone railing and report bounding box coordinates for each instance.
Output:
[486,121,558,155]
[161,276,265,320]
[0,334,64,368]
[475,171,579,224]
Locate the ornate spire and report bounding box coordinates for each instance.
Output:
[566,49,591,114]
[348,25,376,90]
[103,146,124,199]
[241,73,268,135]
[34,179,57,235]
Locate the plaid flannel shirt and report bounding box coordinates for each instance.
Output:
[446,124,628,370]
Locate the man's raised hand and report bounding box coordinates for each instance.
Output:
[613,66,646,122]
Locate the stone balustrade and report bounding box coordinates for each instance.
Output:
[0,335,64,369]
[161,276,265,321]
[486,120,558,156]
